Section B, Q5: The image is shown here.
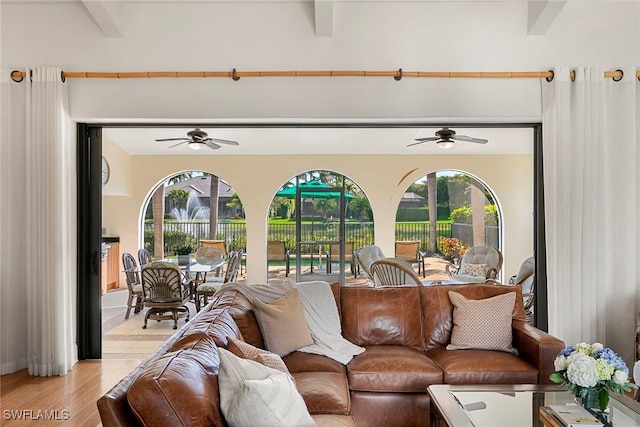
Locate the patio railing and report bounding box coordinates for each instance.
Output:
[144,220,497,256]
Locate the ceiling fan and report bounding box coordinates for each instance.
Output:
[408,127,488,150]
[155,128,239,151]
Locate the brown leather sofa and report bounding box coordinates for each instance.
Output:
[98,283,564,427]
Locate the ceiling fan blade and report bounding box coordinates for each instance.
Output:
[169,141,189,148]
[204,140,222,150]
[156,137,190,142]
[407,139,439,147]
[453,135,488,144]
[413,136,440,142]
[208,137,239,146]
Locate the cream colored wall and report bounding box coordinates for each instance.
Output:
[104,153,533,284]
[102,136,132,197]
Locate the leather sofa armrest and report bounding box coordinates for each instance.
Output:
[511,320,564,385]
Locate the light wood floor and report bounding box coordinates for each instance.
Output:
[0,359,141,427]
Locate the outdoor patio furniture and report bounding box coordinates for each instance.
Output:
[370,258,422,287]
[510,256,535,324]
[445,245,503,283]
[140,261,191,329]
[355,245,385,279]
[200,239,228,258]
[194,246,225,281]
[267,240,290,277]
[394,240,426,277]
[195,250,242,311]
[138,248,151,266]
[325,242,356,277]
[122,252,144,320]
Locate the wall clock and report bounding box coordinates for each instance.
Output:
[101,156,110,186]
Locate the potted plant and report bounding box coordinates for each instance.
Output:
[175,244,193,266]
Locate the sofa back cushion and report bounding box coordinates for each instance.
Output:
[420,284,525,351]
[127,345,225,427]
[340,286,423,347]
[171,306,241,349]
[216,290,266,348]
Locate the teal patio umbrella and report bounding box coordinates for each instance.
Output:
[275,179,354,200]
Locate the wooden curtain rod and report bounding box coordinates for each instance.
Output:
[9,68,638,82]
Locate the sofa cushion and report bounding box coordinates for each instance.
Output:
[292,371,351,415]
[347,345,443,392]
[284,351,346,374]
[426,346,538,384]
[341,286,423,347]
[127,349,224,427]
[226,337,292,378]
[218,348,315,427]
[447,291,518,354]
[420,284,525,351]
[458,263,489,277]
[312,414,357,427]
[253,288,314,357]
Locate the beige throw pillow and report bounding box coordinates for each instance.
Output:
[218,348,316,427]
[252,288,314,357]
[226,337,293,379]
[446,291,518,354]
[458,263,489,277]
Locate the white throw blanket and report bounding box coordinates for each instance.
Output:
[217,281,364,364]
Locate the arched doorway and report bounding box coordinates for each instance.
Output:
[268,170,373,284]
[395,170,502,280]
[140,171,246,260]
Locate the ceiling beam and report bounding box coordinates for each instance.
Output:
[314,0,334,37]
[81,1,124,38]
[527,1,567,36]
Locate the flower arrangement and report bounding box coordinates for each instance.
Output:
[439,237,468,262]
[550,342,634,412]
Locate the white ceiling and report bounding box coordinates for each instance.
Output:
[103,126,534,156]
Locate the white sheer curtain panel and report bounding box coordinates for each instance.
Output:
[542,67,638,365]
[25,67,77,376]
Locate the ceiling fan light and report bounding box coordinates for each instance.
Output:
[436,140,455,149]
[189,142,204,151]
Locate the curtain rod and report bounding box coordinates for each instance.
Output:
[9,68,638,83]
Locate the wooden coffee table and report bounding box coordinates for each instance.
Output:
[428,384,640,427]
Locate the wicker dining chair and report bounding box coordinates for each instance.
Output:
[140,261,191,329]
[370,258,422,287]
[195,250,242,311]
[122,252,144,320]
[138,248,151,267]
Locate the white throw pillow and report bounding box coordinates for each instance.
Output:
[218,348,316,427]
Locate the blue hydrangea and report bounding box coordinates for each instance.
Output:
[594,348,629,374]
[560,345,575,357]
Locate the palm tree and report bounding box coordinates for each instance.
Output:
[208,174,219,240]
[427,172,437,254]
[470,178,485,246]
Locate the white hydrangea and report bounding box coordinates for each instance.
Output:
[566,353,599,388]
[590,343,604,353]
[613,370,629,385]
[554,355,568,371]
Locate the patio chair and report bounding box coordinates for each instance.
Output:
[200,239,228,258]
[141,261,191,329]
[194,246,225,281]
[355,245,385,280]
[122,252,143,320]
[394,241,426,277]
[510,256,535,324]
[138,248,151,266]
[445,245,503,283]
[195,250,242,311]
[267,241,290,277]
[370,258,422,287]
[325,242,356,277]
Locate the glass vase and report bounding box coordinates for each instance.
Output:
[576,389,611,425]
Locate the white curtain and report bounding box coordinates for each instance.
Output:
[25,67,77,376]
[542,67,638,366]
